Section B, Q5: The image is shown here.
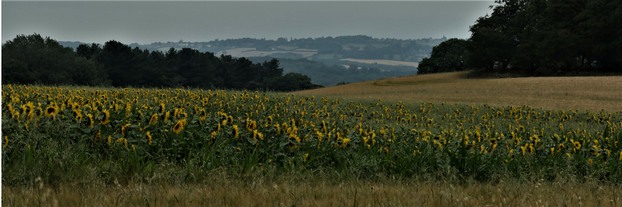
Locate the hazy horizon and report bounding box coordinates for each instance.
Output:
[3,1,495,44]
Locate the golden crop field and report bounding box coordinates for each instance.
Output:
[293,71,622,112]
[2,82,622,206]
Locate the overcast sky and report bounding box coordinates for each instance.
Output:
[2,1,495,44]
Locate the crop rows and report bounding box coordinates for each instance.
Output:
[2,85,622,185]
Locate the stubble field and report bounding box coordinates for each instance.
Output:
[294,71,622,112]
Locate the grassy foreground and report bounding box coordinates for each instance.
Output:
[2,82,622,206]
[4,175,621,206]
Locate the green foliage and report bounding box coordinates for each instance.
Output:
[417,39,468,74]
[2,34,107,85]
[467,0,622,73]
[422,0,622,74]
[2,34,320,91]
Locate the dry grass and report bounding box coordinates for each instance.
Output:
[293,71,622,112]
[4,178,621,207]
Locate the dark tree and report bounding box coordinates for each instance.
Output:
[3,34,321,91]
[465,0,622,74]
[2,34,106,85]
[417,38,468,74]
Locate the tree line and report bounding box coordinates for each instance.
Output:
[2,34,321,91]
[419,0,621,75]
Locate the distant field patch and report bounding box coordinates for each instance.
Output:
[341,58,419,67]
[218,47,317,58]
[293,71,622,111]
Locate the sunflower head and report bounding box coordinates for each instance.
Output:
[199,110,207,122]
[146,131,152,145]
[86,114,94,128]
[45,104,59,119]
[173,119,187,134]
[148,114,158,125]
[101,110,110,125]
[573,141,581,151]
[74,109,83,123]
[232,125,239,139]
[162,111,170,123]
[121,123,131,136]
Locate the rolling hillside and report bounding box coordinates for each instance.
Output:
[293,71,622,112]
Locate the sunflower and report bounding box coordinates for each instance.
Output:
[162,111,170,124]
[116,137,128,148]
[94,130,101,142]
[572,140,581,152]
[74,109,83,123]
[21,102,35,120]
[247,120,257,131]
[520,144,527,156]
[6,104,15,116]
[146,131,152,145]
[198,110,207,122]
[121,123,131,136]
[274,123,281,134]
[289,132,300,143]
[316,130,324,144]
[45,104,59,119]
[173,119,187,134]
[587,159,593,166]
[148,114,158,125]
[101,110,110,125]
[11,111,20,120]
[86,114,94,128]
[125,103,132,115]
[339,137,351,148]
[232,125,239,139]
[252,129,264,141]
[173,108,181,118]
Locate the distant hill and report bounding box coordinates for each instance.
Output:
[128,35,445,62]
[60,35,447,86]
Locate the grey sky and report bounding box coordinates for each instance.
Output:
[2,1,494,44]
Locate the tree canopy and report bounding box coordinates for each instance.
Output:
[2,34,321,91]
[417,39,468,74]
[2,34,106,85]
[419,0,622,74]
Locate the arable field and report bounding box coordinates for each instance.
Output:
[2,80,622,206]
[341,58,420,67]
[294,71,622,112]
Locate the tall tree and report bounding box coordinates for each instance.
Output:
[467,0,621,73]
[2,34,106,85]
[417,38,468,74]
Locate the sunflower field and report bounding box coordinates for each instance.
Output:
[2,84,622,186]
